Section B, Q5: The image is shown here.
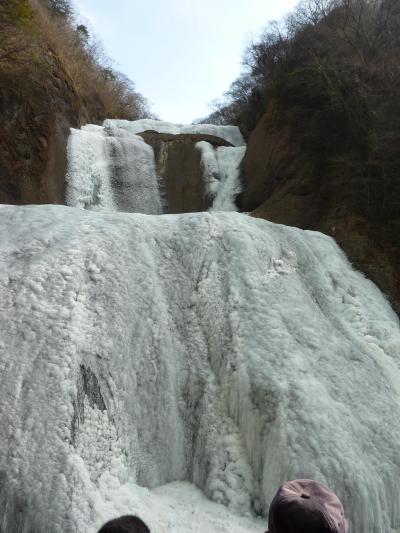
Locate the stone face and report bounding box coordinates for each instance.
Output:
[138,131,233,214]
[0,51,104,205]
[241,110,400,315]
[139,131,233,148]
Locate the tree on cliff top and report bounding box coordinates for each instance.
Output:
[45,0,72,17]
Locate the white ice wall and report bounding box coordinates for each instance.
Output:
[66,122,163,214]
[0,205,399,532]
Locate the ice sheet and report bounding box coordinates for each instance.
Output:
[0,206,399,532]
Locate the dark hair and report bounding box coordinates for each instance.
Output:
[98,515,150,533]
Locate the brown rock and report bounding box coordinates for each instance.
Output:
[0,49,105,206]
[138,131,232,214]
[38,136,48,149]
[139,131,233,148]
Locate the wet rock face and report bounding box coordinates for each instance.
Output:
[138,131,233,214]
[240,111,400,315]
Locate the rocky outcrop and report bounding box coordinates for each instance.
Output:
[240,111,400,315]
[138,131,233,213]
[0,50,104,205]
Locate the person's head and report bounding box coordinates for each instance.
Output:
[266,479,348,533]
[98,515,150,533]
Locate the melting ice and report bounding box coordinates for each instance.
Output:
[0,206,400,532]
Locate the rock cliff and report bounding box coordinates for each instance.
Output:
[240,111,400,315]
[0,49,104,205]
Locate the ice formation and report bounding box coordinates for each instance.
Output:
[106,119,246,147]
[66,120,247,216]
[0,205,400,532]
[196,141,246,212]
[66,122,163,214]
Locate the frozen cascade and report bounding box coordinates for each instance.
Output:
[196,141,246,212]
[106,119,246,147]
[0,205,400,532]
[66,122,163,214]
[66,119,247,215]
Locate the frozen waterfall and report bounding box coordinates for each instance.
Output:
[196,141,246,212]
[66,119,247,215]
[66,122,164,214]
[0,205,400,532]
[106,118,246,147]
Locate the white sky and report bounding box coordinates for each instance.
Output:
[73,0,298,123]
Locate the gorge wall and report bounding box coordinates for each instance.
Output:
[0,49,100,205]
[240,111,400,316]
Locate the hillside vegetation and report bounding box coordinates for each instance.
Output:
[208,0,400,149]
[207,0,400,217]
[203,0,400,312]
[0,0,151,120]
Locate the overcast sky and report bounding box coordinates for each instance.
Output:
[72,0,298,123]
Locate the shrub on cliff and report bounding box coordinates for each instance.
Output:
[0,0,35,64]
[0,0,33,27]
